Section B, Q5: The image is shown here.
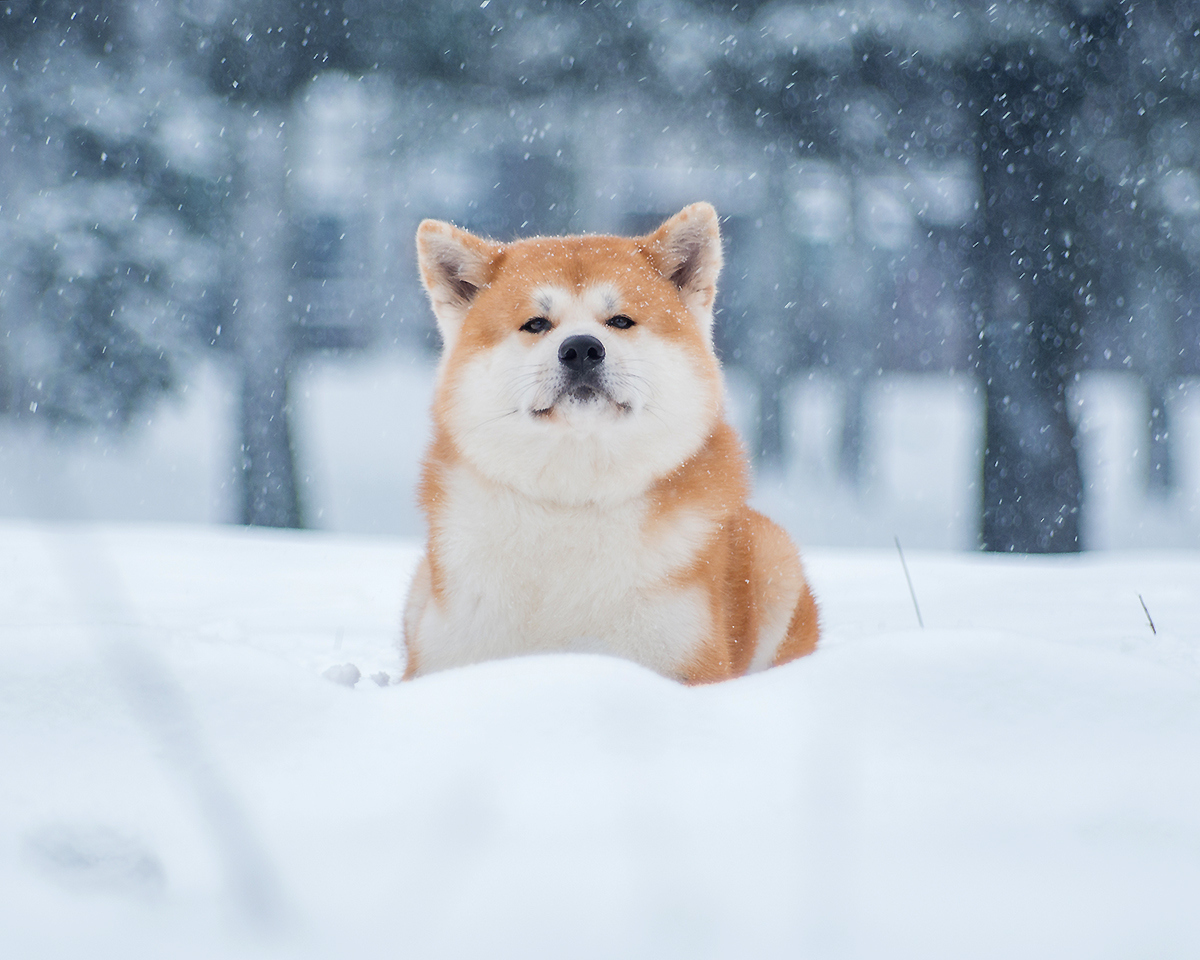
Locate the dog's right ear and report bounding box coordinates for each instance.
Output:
[416,220,502,347]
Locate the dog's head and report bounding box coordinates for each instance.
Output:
[417,203,726,504]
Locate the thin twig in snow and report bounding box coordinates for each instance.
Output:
[1139,594,1157,635]
[894,535,924,629]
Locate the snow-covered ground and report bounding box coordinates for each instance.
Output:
[2,521,1199,959]
[2,353,1199,955]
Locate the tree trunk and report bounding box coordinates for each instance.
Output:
[979,273,1081,551]
[1147,381,1173,495]
[975,70,1082,553]
[1135,268,1177,496]
[233,109,302,528]
[747,161,792,468]
[756,369,786,466]
[839,373,866,485]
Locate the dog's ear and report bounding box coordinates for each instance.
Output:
[642,202,723,339]
[416,220,502,347]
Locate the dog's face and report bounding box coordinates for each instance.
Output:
[417,203,726,505]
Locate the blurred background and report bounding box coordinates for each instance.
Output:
[0,0,1197,552]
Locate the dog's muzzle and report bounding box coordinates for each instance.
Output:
[531,334,629,415]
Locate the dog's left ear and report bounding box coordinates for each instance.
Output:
[642,202,723,339]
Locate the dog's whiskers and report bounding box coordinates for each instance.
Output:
[503,358,656,415]
[463,408,522,435]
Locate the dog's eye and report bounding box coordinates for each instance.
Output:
[521,317,552,334]
[606,315,636,330]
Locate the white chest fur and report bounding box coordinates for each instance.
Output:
[416,464,716,676]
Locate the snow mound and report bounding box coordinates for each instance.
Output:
[1,522,1198,959]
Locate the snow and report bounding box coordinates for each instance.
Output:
[3,521,1199,959]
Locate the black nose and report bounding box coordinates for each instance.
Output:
[558,334,605,372]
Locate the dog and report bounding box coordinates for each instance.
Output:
[402,202,818,684]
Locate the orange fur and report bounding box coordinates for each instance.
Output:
[402,203,819,683]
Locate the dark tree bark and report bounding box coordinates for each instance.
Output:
[1147,381,1173,494]
[978,271,1082,552]
[756,370,787,467]
[232,112,302,529]
[973,57,1083,552]
[744,161,794,467]
[839,373,867,485]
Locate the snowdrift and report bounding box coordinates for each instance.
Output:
[2,522,1198,959]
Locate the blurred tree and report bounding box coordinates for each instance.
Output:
[1097,0,1200,495]
[5,0,1197,550]
[189,0,602,525]
[695,0,1128,551]
[0,2,219,431]
[196,0,363,528]
[965,12,1085,552]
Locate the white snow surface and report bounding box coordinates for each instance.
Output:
[2,521,1199,959]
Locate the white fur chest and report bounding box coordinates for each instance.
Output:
[416,464,716,676]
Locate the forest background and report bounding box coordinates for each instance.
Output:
[2,0,1198,553]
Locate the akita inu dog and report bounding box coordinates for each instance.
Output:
[402,203,818,684]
